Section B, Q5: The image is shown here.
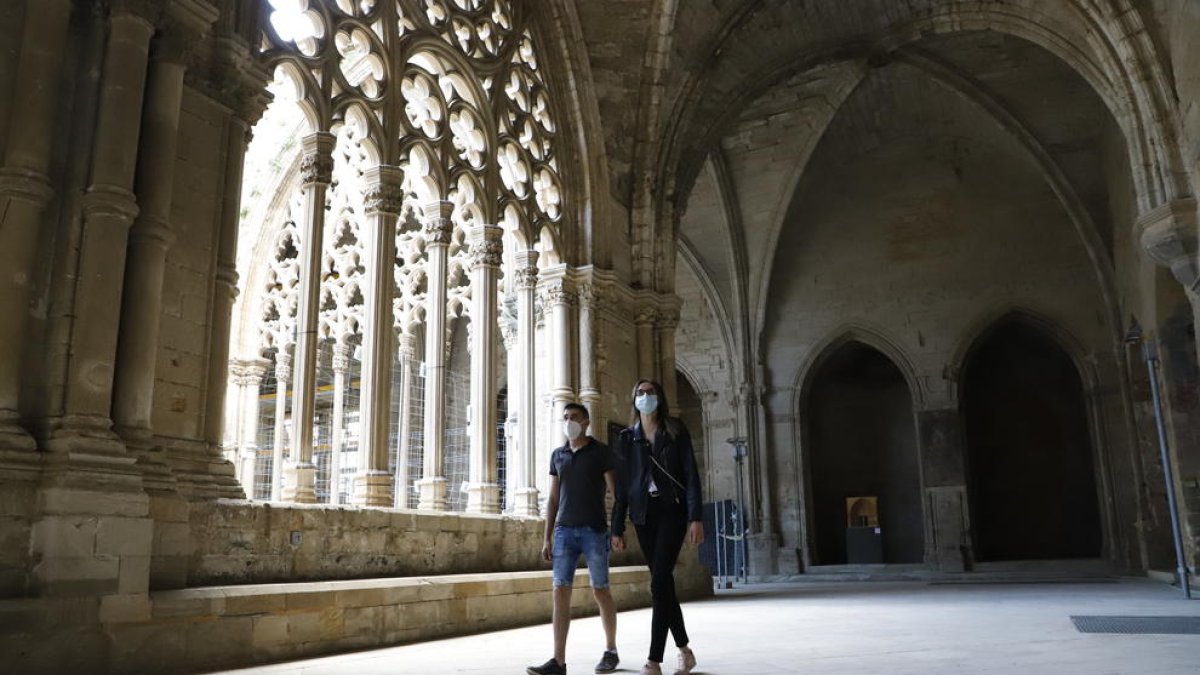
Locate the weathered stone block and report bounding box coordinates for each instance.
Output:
[99,593,151,623]
[252,614,289,647]
[30,516,98,558]
[117,554,150,594]
[95,517,153,556]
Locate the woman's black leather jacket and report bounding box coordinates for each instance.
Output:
[611,418,704,537]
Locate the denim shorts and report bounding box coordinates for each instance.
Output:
[552,525,611,589]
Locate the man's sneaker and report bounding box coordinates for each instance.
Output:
[527,657,566,675]
[675,647,696,674]
[594,649,619,673]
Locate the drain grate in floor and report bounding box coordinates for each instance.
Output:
[1071,615,1200,635]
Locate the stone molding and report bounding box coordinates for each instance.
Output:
[0,167,54,205]
[1137,198,1199,290]
[81,184,141,222]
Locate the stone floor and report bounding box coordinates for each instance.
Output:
[211,578,1200,674]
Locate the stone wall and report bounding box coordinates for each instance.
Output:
[187,501,659,586]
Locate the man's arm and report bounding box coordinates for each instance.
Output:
[542,474,560,561]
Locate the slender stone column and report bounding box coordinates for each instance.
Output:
[511,251,540,516]
[47,8,156,453]
[0,0,71,451]
[635,307,657,381]
[393,333,417,507]
[417,201,453,510]
[352,166,403,507]
[328,343,352,505]
[656,307,680,403]
[282,132,335,503]
[464,223,504,514]
[228,358,268,497]
[112,10,212,491]
[541,272,576,444]
[578,284,602,431]
[271,349,292,501]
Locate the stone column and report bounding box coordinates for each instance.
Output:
[46,6,156,454]
[541,272,576,443]
[229,358,268,498]
[917,407,972,571]
[393,333,417,508]
[0,0,71,452]
[328,343,352,505]
[352,166,403,507]
[282,132,335,503]
[512,251,540,516]
[578,284,602,431]
[635,307,656,382]
[112,8,213,493]
[417,201,453,511]
[464,224,504,514]
[271,348,292,501]
[656,307,680,404]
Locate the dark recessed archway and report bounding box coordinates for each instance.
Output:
[807,341,924,565]
[962,318,1102,561]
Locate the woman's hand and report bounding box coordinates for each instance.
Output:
[688,521,704,546]
[611,535,626,551]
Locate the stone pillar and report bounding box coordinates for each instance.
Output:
[542,272,576,445]
[635,307,656,382]
[352,166,403,507]
[282,132,335,503]
[0,0,71,452]
[917,407,972,571]
[46,7,156,454]
[393,333,417,507]
[512,251,540,516]
[417,201,453,510]
[464,223,503,514]
[656,307,680,405]
[578,284,602,431]
[31,1,160,607]
[328,343,352,505]
[271,348,292,501]
[112,8,213,494]
[228,358,268,499]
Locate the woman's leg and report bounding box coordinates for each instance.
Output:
[634,500,688,663]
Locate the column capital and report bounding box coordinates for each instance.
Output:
[152,0,219,65]
[421,200,454,245]
[299,132,336,186]
[397,332,417,360]
[274,348,294,376]
[1138,197,1199,291]
[331,342,353,373]
[229,357,270,386]
[634,306,658,326]
[363,165,405,215]
[513,251,540,291]
[538,277,576,307]
[577,283,597,310]
[467,223,504,270]
[655,307,680,330]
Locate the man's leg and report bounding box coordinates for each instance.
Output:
[553,584,573,665]
[593,586,617,650]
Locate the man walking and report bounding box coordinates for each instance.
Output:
[527,403,621,675]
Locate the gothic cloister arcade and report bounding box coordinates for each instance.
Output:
[1,0,1199,672]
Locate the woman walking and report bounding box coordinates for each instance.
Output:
[611,379,704,675]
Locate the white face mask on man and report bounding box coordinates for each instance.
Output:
[563,419,583,441]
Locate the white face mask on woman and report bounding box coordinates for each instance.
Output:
[635,393,659,415]
[563,419,583,441]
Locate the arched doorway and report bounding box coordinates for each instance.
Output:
[807,341,924,564]
[962,319,1102,561]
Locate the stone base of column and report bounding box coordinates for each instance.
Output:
[746,532,779,578]
[0,411,37,452]
[163,441,245,501]
[42,414,127,456]
[416,476,448,511]
[511,486,541,517]
[464,482,501,514]
[33,448,153,601]
[352,470,395,507]
[926,485,972,572]
[118,427,179,495]
[281,462,318,503]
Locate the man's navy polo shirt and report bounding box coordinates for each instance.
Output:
[549,438,617,530]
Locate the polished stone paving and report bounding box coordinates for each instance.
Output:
[212,578,1200,674]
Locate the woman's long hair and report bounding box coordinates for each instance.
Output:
[629,378,671,428]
